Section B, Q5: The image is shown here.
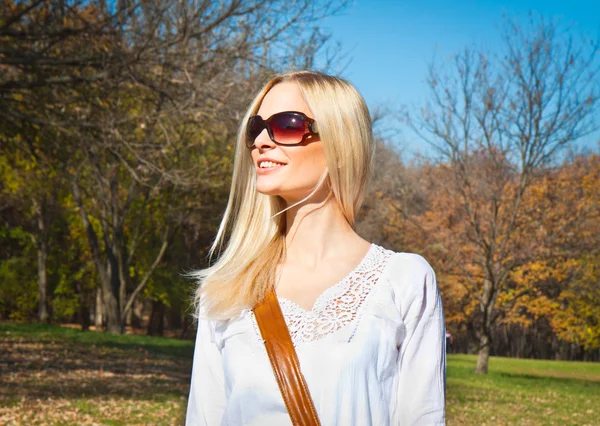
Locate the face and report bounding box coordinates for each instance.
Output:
[249,82,327,203]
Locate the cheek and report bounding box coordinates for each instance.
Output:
[289,144,327,171]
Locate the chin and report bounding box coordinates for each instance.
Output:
[256,187,282,197]
[256,179,282,196]
[255,173,323,203]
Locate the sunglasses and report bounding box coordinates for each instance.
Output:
[246,111,319,148]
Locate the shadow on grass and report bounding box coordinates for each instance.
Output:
[1,322,195,357]
[493,371,600,388]
[0,322,195,402]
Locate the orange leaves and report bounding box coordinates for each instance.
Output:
[374,152,599,351]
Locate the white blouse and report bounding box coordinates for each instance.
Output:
[186,244,446,426]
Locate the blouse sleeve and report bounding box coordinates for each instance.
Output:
[185,314,226,426]
[388,253,446,425]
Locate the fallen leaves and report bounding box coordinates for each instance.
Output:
[0,331,191,425]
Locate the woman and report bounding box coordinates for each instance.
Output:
[185,71,446,425]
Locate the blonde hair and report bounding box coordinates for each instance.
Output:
[188,70,373,320]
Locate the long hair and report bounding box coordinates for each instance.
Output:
[188,70,374,320]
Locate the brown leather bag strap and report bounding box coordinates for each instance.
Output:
[253,289,321,426]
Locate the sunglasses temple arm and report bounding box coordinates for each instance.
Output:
[268,168,329,221]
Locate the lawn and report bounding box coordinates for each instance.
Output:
[446,354,600,425]
[1,323,599,425]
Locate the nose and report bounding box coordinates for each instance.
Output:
[253,128,275,149]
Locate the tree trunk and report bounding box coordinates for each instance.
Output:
[180,314,191,339]
[130,297,144,328]
[37,243,49,323]
[120,226,172,327]
[74,280,90,331]
[32,197,50,323]
[104,267,121,333]
[147,300,165,336]
[95,287,104,328]
[475,333,491,374]
[71,177,121,333]
[476,276,495,374]
[169,308,182,330]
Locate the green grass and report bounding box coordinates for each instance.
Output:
[0,322,194,357]
[446,354,600,425]
[1,323,599,425]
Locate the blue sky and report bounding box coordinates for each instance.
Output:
[319,0,600,155]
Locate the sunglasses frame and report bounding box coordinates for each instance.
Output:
[245,111,319,148]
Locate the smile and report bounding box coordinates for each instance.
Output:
[258,161,286,169]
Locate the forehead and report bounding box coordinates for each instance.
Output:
[257,82,314,118]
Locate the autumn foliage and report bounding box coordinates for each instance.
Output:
[362,149,600,361]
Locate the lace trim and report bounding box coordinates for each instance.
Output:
[250,244,393,346]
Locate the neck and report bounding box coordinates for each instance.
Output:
[283,191,357,265]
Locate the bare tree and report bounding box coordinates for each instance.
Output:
[1,0,348,332]
[409,15,599,373]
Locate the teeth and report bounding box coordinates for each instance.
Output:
[259,161,284,168]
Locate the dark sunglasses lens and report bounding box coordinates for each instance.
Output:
[247,116,265,141]
[270,113,308,144]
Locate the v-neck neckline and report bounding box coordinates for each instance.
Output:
[276,243,376,314]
